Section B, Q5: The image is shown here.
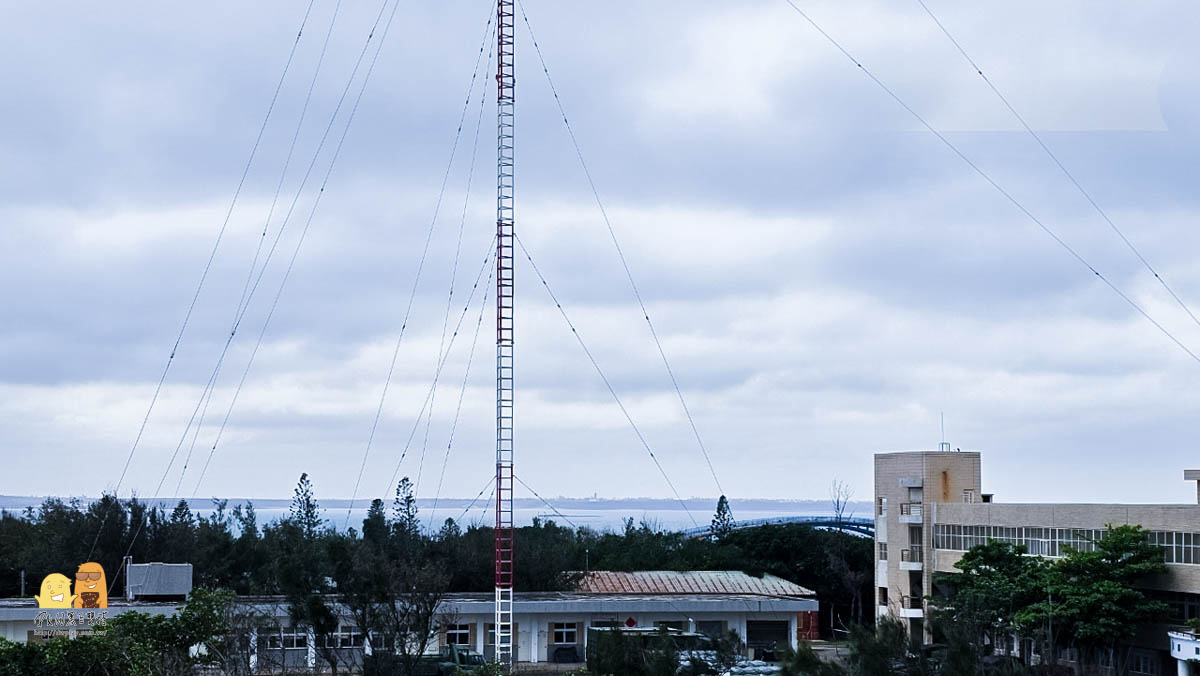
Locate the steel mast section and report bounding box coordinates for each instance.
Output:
[493,0,516,667]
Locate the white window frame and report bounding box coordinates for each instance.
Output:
[552,622,577,645]
[277,625,307,650]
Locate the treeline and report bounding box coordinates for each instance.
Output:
[0,473,872,630]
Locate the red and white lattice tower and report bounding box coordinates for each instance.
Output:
[493,0,516,667]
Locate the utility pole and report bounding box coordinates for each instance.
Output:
[493,0,516,667]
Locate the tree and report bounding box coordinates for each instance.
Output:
[830,480,853,524]
[646,626,682,676]
[710,495,735,542]
[290,472,323,538]
[343,492,451,676]
[779,641,846,676]
[83,493,129,587]
[363,499,388,546]
[824,480,867,625]
[392,477,420,545]
[278,473,343,675]
[929,539,1046,667]
[845,618,909,676]
[1016,524,1167,674]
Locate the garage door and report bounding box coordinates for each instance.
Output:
[746,620,789,660]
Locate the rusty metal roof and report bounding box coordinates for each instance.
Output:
[575,571,814,597]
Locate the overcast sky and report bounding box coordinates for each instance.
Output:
[3,1,1200,508]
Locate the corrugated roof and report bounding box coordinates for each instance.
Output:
[575,571,814,597]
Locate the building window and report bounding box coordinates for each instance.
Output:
[1128,650,1160,675]
[963,489,976,503]
[268,626,307,650]
[552,623,578,644]
[907,487,923,503]
[323,625,363,648]
[877,497,887,516]
[486,623,517,647]
[934,523,1200,566]
[878,543,888,560]
[878,587,888,606]
[338,626,363,648]
[446,624,471,646]
[371,632,395,650]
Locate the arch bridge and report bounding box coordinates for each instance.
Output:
[681,515,875,538]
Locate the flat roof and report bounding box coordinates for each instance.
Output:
[874,450,980,458]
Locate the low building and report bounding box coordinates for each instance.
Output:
[0,569,817,671]
[874,448,1200,676]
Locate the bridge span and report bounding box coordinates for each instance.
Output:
[681,515,875,538]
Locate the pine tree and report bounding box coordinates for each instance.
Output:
[710,494,734,541]
[362,499,388,546]
[438,518,461,540]
[392,477,419,540]
[289,473,323,539]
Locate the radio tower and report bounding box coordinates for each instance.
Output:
[493,0,516,667]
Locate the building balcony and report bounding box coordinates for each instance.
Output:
[899,595,924,618]
[900,546,923,571]
[1169,630,1200,663]
[898,502,923,524]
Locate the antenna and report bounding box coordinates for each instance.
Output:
[939,412,952,452]
[493,0,516,667]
